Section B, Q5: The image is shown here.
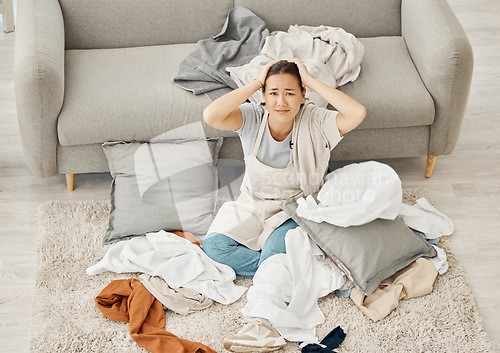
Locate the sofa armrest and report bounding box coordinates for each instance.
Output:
[402,0,473,156]
[14,0,65,177]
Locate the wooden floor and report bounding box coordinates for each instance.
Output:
[1,0,499,351]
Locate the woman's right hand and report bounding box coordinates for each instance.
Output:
[256,59,281,89]
[203,59,280,131]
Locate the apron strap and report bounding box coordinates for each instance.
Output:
[252,113,268,156]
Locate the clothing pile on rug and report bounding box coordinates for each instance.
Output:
[95,278,217,353]
[87,161,453,352]
[240,161,451,340]
[87,230,247,305]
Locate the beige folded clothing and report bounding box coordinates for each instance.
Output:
[223,318,286,352]
[350,258,438,322]
[139,274,213,315]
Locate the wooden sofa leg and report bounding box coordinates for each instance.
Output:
[425,155,437,178]
[2,0,15,33]
[66,174,75,191]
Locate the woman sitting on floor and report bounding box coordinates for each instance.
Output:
[202,58,366,278]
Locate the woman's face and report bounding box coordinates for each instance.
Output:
[263,73,305,126]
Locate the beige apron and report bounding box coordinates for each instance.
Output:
[207,114,304,251]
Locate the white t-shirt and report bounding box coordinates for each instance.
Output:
[235,102,340,169]
[235,103,292,168]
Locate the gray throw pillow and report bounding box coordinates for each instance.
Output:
[102,138,223,243]
[281,193,437,295]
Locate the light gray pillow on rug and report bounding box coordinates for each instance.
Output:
[281,193,437,295]
[102,138,223,243]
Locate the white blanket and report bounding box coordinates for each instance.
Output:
[295,161,454,239]
[226,25,364,107]
[86,231,247,305]
[296,161,403,227]
[241,227,346,343]
[399,198,454,239]
[294,161,451,275]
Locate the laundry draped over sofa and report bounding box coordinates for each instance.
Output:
[173,6,270,100]
[173,6,364,106]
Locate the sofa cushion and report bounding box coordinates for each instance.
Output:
[339,37,435,130]
[59,0,233,50]
[281,194,437,295]
[58,44,236,147]
[102,138,223,243]
[236,0,402,38]
[58,37,434,147]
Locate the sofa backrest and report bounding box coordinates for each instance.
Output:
[59,0,234,49]
[236,0,402,38]
[59,0,402,50]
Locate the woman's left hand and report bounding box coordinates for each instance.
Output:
[289,58,314,88]
[290,58,366,135]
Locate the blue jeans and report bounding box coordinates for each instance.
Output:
[202,218,299,278]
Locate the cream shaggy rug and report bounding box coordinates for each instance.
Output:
[31,188,492,353]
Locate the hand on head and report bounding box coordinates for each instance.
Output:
[256,58,311,92]
[256,59,281,88]
[288,58,312,88]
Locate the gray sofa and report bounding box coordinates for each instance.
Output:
[14,0,473,191]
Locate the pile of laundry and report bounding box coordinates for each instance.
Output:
[87,161,453,353]
[173,6,364,107]
[87,230,247,352]
[236,161,453,351]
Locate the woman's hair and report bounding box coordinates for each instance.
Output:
[262,60,305,93]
